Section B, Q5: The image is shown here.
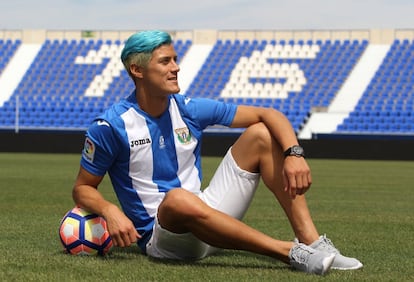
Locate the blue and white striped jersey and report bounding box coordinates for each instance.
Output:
[80,92,237,251]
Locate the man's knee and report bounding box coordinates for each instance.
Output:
[160,188,192,215]
[231,122,283,172]
[158,188,207,233]
[236,122,277,156]
[244,122,273,147]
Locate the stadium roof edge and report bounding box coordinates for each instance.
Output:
[1,28,414,44]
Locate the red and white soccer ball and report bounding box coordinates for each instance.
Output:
[59,206,113,256]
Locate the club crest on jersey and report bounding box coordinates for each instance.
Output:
[175,127,192,144]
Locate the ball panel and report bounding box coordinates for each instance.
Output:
[101,237,114,255]
[70,206,92,217]
[70,243,98,256]
[85,217,110,245]
[59,217,80,245]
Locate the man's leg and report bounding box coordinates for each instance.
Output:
[230,122,363,270]
[157,187,293,263]
[230,122,320,244]
[157,186,336,275]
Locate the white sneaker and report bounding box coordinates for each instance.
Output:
[309,235,363,270]
[288,243,335,275]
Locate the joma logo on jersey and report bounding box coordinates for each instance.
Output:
[130,138,151,148]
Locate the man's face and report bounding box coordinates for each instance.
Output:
[142,44,180,95]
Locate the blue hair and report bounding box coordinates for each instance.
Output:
[121,30,172,63]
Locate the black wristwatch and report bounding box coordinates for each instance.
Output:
[284,145,305,158]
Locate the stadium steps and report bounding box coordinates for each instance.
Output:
[329,44,390,113]
[0,44,41,107]
[178,44,213,94]
[298,44,390,139]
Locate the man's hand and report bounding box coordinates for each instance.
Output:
[282,156,312,199]
[102,205,141,247]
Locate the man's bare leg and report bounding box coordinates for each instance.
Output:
[230,122,320,245]
[158,188,293,263]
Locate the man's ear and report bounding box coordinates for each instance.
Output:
[130,64,144,78]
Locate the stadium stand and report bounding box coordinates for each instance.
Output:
[0,29,413,140]
[337,39,414,134]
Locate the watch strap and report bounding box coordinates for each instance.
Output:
[283,145,305,158]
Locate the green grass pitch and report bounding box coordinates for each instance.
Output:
[0,152,413,281]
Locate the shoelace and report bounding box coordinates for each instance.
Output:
[317,235,339,254]
[292,245,315,263]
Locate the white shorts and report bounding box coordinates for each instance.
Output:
[146,148,260,260]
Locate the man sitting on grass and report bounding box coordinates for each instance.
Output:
[72,30,363,275]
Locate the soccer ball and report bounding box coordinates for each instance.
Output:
[59,206,113,256]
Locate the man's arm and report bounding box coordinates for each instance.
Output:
[230,105,298,151]
[230,105,311,198]
[72,167,141,247]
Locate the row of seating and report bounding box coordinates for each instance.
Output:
[0,37,412,136]
[341,39,413,134]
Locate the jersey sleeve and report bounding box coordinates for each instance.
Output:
[179,96,237,129]
[80,119,120,176]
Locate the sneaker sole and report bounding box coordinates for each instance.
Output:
[331,262,364,270]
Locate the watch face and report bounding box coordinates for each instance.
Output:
[292,146,304,155]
